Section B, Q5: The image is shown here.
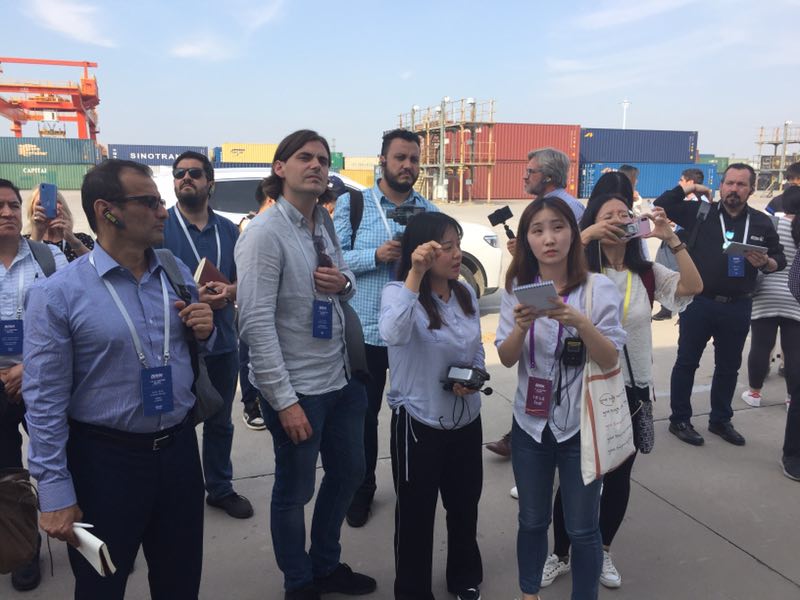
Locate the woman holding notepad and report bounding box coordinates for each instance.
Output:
[495,196,626,600]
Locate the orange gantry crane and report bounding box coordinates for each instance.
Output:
[0,57,100,140]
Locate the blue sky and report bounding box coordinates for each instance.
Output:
[2,0,798,160]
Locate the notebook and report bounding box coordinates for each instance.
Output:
[512,280,559,311]
[73,526,116,577]
[193,257,231,286]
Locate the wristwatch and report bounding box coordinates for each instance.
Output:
[669,242,687,255]
[340,276,353,295]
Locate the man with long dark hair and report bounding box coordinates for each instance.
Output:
[236,130,376,600]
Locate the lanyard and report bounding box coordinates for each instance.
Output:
[375,194,393,238]
[12,268,25,319]
[528,291,569,371]
[174,208,221,268]
[276,202,327,297]
[604,269,633,323]
[89,254,171,368]
[719,211,750,248]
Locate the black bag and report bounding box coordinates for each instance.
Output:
[623,347,655,454]
[155,249,224,424]
[0,468,39,574]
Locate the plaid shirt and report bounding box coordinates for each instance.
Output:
[333,181,438,346]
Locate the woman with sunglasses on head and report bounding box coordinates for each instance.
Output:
[496,196,626,600]
[541,192,702,590]
[26,186,93,261]
[379,212,484,600]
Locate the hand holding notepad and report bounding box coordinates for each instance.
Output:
[72,523,116,577]
[513,281,560,312]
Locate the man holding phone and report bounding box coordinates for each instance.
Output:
[162,151,253,519]
[655,164,785,447]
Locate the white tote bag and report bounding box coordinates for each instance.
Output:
[580,274,636,485]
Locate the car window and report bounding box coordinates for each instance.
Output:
[210,180,262,214]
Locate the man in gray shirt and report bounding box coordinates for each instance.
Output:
[235,129,376,600]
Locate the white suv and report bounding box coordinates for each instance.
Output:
[156,167,503,297]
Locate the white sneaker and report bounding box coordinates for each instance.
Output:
[600,550,621,588]
[741,390,762,407]
[510,486,518,499]
[541,554,570,587]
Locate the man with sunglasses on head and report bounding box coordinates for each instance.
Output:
[162,151,253,520]
[23,159,215,598]
[236,130,375,600]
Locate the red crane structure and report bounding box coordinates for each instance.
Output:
[0,57,100,140]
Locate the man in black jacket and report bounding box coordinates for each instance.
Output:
[655,163,785,447]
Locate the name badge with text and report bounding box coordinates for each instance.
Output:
[525,376,553,417]
[141,365,174,416]
[0,320,23,355]
[728,255,745,278]
[312,299,333,339]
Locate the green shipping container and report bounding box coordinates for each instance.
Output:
[0,137,101,164]
[331,152,344,172]
[0,164,94,189]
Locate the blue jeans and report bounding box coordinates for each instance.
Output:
[669,295,752,425]
[261,379,367,591]
[511,419,602,599]
[203,350,239,500]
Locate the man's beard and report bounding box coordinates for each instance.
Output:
[723,193,745,209]
[178,185,207,208]
[383,168,417,194]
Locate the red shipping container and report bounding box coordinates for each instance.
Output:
[467,123,581,162]
[469,160,579,201]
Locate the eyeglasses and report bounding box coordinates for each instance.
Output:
[313,235,333,268]
[114,195,166,210]
[525,168,544,177]
[173,167,205,180]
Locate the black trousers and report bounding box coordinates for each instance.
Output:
[351,344,389,508]
[0,401,25,469]
[66,421,205,600]
[390,407,483,600]
[747,317,800,393]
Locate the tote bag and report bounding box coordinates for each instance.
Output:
[580,275,636,485]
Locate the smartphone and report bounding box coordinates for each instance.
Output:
[622,216,651,240]
[39,183,58,219]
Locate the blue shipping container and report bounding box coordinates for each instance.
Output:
[108,144,208,166]
[579,163,718,199]
[0,137,101,164]
[579,128,697,164]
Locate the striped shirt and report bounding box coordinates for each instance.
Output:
[333,182,438,347]
[751,217,799,321]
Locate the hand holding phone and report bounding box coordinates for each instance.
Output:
[39,183,58,220]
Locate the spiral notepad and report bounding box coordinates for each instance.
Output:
[512,280,559,311]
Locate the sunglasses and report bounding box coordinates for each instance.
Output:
[115,195,166,210]
[173,167,205,180]
[313,235,333,268]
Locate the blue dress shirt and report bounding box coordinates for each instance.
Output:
[23,244,211,512]
[163,205,239,355]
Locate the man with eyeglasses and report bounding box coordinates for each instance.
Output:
[162,151,253,520]
[23,159,215,597]
[236,130,375,600]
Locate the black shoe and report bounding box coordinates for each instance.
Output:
[206,492,254,519]
[652,307,673,321]
[669,421,705,446]
[286,584,321,600]
[782,456,800,481]
[708,422,745,446]
[11,533,41,591]
[243,400,266,430]
[456,587,481,600]
[346,500,371,528]
[314,563,376,595]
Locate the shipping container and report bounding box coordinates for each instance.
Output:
[579,128,698,163]
[331,152,344,172]
[344,156,379,170]
[759,155,800,171]
[469,159,580,201]
[221,143,278,163]
[579,162,718,199]
[211,162,270,169]
[108,144,208,166]
[702,156,729,172]
[0,137,100,165]
[449,123,581,164]
[339,169,374,188]
[0,163,94,190]
[212,147,222,163]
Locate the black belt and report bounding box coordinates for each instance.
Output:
[701,292,752,304]
[68,414,190,451]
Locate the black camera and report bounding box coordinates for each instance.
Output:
[442,366,493,395]
[387,205,427,240]
[487,206,515,240]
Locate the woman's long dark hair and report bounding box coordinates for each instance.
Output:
[395,212,475,329]
[580,192,652,274]
[588,171,634,206]
[782,185,800,247]
[504,196,588,295]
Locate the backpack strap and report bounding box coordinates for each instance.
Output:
[26,239,56,277]
[640,265,655,308]
[321,209,342,252]
[154,248,192,304]
[687,201,711,251]
[348,189,364,248]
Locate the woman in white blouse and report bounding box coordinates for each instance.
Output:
[496,196,626,600]
[542,192,703,591]
[379,212,484,600]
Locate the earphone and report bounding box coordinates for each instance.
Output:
[103,209,125,229]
